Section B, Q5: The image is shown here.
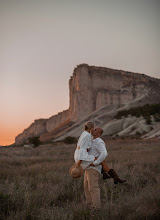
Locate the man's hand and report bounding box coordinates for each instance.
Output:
[90,162,95,167]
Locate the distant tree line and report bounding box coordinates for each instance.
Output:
[115,103,160,125]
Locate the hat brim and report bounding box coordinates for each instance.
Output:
[69,163,83,178]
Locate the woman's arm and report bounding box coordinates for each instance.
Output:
[75,160,82,167]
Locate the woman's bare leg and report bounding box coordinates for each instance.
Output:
[101,161,110,172]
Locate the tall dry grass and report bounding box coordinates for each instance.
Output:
[0,138,160,220]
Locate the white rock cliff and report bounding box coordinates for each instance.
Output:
[15,64,160,144]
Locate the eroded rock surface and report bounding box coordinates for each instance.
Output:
[15,64,160,145]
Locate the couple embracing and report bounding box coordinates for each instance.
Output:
[71,121,126,210]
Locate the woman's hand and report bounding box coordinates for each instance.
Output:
[75,160,81,167]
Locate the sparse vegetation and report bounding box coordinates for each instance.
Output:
[0,139,160,219]
[136,131,141,135]
[63,136,77,144]
[144,115,152,125]
[154,113,160,122]
[28,136,41,147]
[116,103,160,120]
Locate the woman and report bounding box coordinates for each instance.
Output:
[74,121,126,184]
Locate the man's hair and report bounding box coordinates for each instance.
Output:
[84,121,94,130]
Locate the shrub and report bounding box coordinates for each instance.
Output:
[28,137,41,147]
[154,113,160,122]
[115,103,160,119]
[136,131,141,135]
[63,136,77,144]
[145,116,151,125]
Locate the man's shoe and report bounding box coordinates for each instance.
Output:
[108,169,126,184]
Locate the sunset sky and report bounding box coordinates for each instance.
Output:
[1,0,160,146]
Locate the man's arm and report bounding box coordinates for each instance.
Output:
[92,142,108,166]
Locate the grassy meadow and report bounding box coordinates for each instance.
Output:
[0,138,160,220]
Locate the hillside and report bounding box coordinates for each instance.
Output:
[15,64,160,145]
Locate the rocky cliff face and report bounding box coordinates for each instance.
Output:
[15,119,47,145]
[69,64,151,122]
[15,64,160,145]
[47,110,69,132]
[15,110,70,145]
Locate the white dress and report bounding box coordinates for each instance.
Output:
[74,131,95,169]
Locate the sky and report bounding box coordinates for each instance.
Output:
[0,0,160,146]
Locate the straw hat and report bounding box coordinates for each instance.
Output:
[69,164,83,178]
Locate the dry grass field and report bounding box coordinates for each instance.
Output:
[0,138,160,220]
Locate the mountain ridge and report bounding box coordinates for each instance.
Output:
[15,64,160,145]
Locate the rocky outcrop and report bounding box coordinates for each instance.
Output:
[15,110,70,145]
[102,116,152,136]
[47,110,69,132]
[15,64,160,145]
[15,119,47,145]
[69,64,153,121]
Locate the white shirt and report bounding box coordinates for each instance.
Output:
[74,131,95,169]
[86,137,108,174]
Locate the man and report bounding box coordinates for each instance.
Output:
[74,122,126,183]
[84,127,107,210]
[84,127,126,209]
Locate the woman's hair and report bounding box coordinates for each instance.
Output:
[85,121,94,130]
[85,125,89,130]
[100,129,103,135]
